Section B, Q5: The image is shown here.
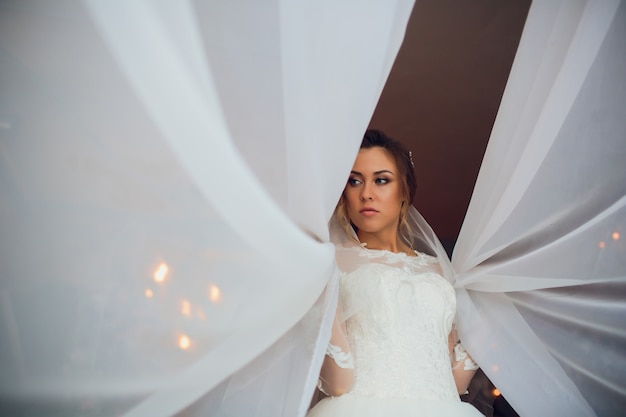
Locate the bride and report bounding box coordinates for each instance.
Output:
[307,130,483,417]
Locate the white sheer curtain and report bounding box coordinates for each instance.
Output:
[1,1,624,417]
[453,1,626,416]
[0,0,412,416]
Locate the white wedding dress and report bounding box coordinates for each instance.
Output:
[307,243,483,417]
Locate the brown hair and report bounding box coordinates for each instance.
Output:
[335,129,416,247]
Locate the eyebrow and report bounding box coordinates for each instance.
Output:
[350,170,395,176]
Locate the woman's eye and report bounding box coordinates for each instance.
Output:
[348,178,362,186]
[375,177,389,185]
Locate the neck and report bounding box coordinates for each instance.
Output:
[357,229,410,254]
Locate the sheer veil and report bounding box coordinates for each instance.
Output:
[1,1,624,416]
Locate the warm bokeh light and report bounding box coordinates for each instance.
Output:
[598,241,606,249]
[209,284,221,303]
[178,334,191,350]
[493,388,501,397]
[145,289,154,298]
[491,364,499,373]
[613,232,620,241]
[181,299,191,316]
[196,307,206,320]
[153,262,169,283]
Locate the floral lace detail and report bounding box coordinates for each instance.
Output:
[341,244,438,273]
[338,258,459,401]
[454,343,479,371]
[326,342,354,369]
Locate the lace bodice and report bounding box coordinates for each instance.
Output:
[336,246,460,401]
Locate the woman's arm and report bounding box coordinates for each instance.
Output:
[448,331,479,395]
[318,312,355,397]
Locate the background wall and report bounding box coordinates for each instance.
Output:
[369,0,531,252]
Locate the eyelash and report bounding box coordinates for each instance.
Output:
[347,177,390,186]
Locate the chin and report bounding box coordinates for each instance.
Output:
[352,222,383,234]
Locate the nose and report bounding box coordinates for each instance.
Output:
[360,182,374,201]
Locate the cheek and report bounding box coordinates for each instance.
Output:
[344,191,359,213]
[387,192,405,215]
[383,185,404,205]
[395,184,406,203]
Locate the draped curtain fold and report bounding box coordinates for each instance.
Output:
[453,1,626,416]
[0,1,624,417]
[0,0,413,416]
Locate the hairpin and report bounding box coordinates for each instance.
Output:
[408,150,415,168]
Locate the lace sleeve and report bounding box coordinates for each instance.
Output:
[317,312,354,396]
[325,342,354,369]
[453,342,479,371]
[449,330,479,395]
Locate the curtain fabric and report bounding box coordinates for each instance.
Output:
[453,1,626,416]
[0,1,624,417]
[0,0,413,416]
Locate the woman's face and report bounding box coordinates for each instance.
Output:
[344,147,405,237]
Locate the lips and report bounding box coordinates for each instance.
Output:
[359,207,379,217]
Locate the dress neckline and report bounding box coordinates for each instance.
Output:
[356,244,425,261]
[362,246,419,258]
